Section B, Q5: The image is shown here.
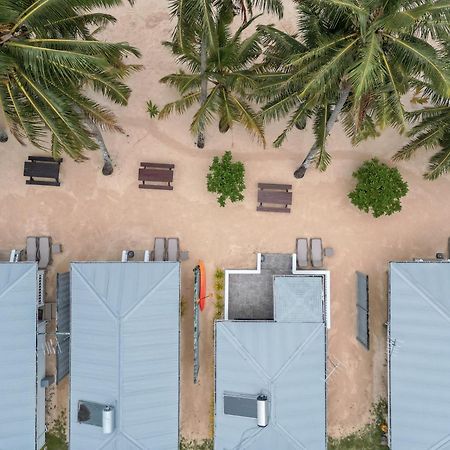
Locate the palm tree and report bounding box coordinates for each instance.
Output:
[258,0,450,178]
[0,0,140,175]
[168,0,283,148]
[393,93,450,180]
[159,2,266,145]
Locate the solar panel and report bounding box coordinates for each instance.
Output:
[356,272,369,349]
[56,272,70,383]
[224,393,257,418]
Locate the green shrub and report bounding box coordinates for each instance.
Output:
[180,438,214,449]
[328,399,388,450]
[348,159,408,218]
[46,411,68,450]
[146,100,160,118]
[207,151,245,207]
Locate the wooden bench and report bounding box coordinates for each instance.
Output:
[138,162,174,190]
[257,183,292,213]
[24,156,62,186]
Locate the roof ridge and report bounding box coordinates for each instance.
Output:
[219,323,271,382]
[71,265,118,320]
[272,323,324,383]
[121,264,178,320]
[392,265,450,325]
[0,264,35,304]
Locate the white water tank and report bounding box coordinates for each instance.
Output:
[102,406,115,434]
[256,394,268,427]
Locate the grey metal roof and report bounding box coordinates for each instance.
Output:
[70,262,180,450]
[274,275,324,323]
[0,263,37,450]
[215,321,326,450]
[389,262,450,450]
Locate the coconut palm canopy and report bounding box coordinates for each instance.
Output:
[160,1,267,145]
[394,39,450,180]
[257,0,450,177]
[0,0,140,163]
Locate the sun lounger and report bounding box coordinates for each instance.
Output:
[27,236,52,269]
[26,237,38,262]
[311,238,323,268]
[152,238,166,261]
[38,237,51,269]
[296,238,308,269]
[167,238,180,262]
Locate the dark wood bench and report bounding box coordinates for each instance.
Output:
[138,162,174,190]
[24,156,62,186]
[257,183,292,213]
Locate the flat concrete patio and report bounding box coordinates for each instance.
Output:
[228,253,292,320]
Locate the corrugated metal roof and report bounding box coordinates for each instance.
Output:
[70,262,180,450]
[274,276,324,323]
[0,262,37,450]
[37,321,46,450]
[215,321,326,450]
[389,262,450,450]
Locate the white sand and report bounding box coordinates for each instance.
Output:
[1,0,449,440]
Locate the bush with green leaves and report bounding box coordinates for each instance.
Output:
[207,151,245,207]
[146,100,160,118]
[348,159,408,218]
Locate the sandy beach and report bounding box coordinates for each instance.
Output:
[1,0,449,442]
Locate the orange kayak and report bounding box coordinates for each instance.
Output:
[199,260,206,311]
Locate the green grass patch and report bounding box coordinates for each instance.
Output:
[328,400,388,450]
[180,437,213,449]
[46,411,68,450]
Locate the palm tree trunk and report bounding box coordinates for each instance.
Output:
[0,108,8,143]
[196,34,208,149]
[83,118,113,175]
[91,122,114,175]
[294,84,351,179]
[0,128,7,143]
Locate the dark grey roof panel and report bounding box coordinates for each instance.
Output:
[356,272,369,349]
[56,272,70,383]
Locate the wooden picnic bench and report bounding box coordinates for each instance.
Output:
[138,162,174,190]
[23,156,62,186]
[257,183,292,213]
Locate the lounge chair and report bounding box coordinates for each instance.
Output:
[26,237,38,262]
[152,238,166,261]
[26,236,52,269]
[296,238,308,269]
[38,236,51,269]
[311,238,323,268]
[167,238,180,262]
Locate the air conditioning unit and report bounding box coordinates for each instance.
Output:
[37,270,45,307]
